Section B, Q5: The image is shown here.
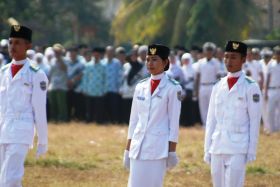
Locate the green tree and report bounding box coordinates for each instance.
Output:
[266,28,280,40]
[0,0,110,46]
[187,0,259,46]
[112,0,260,47]
[111,0,195,46]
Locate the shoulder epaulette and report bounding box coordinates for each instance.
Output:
[245,76,255,84]
[29,63,40,72]
[168,77,179,85]
[138,77,149,83]
[214,78,222,85]
[1,64,10,72]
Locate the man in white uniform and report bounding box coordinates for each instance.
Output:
[243,48,264,90]
[194,42,220,127]
[0,25,48,187]
[204,41,262,187]
[259,48,274,133]
[166,51,185,83]
[264,46,280,133]
[215,47,227,78]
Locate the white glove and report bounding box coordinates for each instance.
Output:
[204,153,211,165]
[246,154,256,164]
[123,150,130,170]
[36,144,48,158]
[167,152,179,170]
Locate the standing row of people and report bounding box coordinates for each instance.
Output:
[1,37,279,130]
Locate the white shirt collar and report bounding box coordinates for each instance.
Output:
[12,58,27,65]
[227,70,242,78]
[151,72,165,80]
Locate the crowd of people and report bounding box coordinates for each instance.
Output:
[0,39,279,132]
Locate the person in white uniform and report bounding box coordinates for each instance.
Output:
[166,51,185,83]
[242,48,264,90]
[259,48,274,133]
[194,42,220,127]
[264,46,280,133]
[123,44,182,187]
[0,25,48,187]
[204,41,262,187]
[216,47,227,78]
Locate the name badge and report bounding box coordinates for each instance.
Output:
[137,96,145,101]
[24,82,30,87]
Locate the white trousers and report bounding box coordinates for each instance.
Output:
[128,159,167,187]
[267,90,280,132]
[211,154,246,187]
[0,144,29,187]
[262,96,270,131]
[199,85,213,127]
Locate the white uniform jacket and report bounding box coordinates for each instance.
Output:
[204,72,262,155]
[128,74,182,160]
[0,59,48,146]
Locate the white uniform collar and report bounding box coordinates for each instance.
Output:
[151,72,165,80]
[12,58,27,65]
[227,70,242,78]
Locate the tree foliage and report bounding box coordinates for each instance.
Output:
[266,28,280,40]
[112,0,260,47]
[0,0,110,46]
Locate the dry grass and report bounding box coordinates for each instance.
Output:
[23,123,280,187]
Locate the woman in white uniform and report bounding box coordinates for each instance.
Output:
[123,44,182,187]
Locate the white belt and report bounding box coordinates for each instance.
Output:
[0,113,33,120]
[200,82,216,86]
[268,86,280,89]
[216,125,248,133]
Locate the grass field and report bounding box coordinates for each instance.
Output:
[23,123,280,187]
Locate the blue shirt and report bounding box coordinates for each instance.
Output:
[66,58,85,92]
[48,59,68,91]
[81,62,106,97]
[102,58,123,93]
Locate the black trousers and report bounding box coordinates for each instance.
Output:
[121,98,133,124]
[193,100,202,125]
[104,92,121,123]
[67,91,86,121]
[85,96,104,123]
[180,90,195,126]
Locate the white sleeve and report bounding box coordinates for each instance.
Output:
[127,85,139,139]
[204,83,218,153]
[32,70,49,145]
[197,61,201,73]
[167,85,182,143]
[258,63,262,73]
[247,84,262,155]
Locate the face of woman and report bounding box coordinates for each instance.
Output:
[146,55,167,75]
[181,59,190,65]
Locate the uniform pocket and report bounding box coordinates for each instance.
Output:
[229,132,248,142]
[142,129,169,157]
[214,98,223,117]
[14,120,33,130]
[234,96,247,108]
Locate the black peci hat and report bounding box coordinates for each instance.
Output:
[9,25,32,42]
[92,47,105,53]
[225,41,247,56]
[148,44,170,71]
